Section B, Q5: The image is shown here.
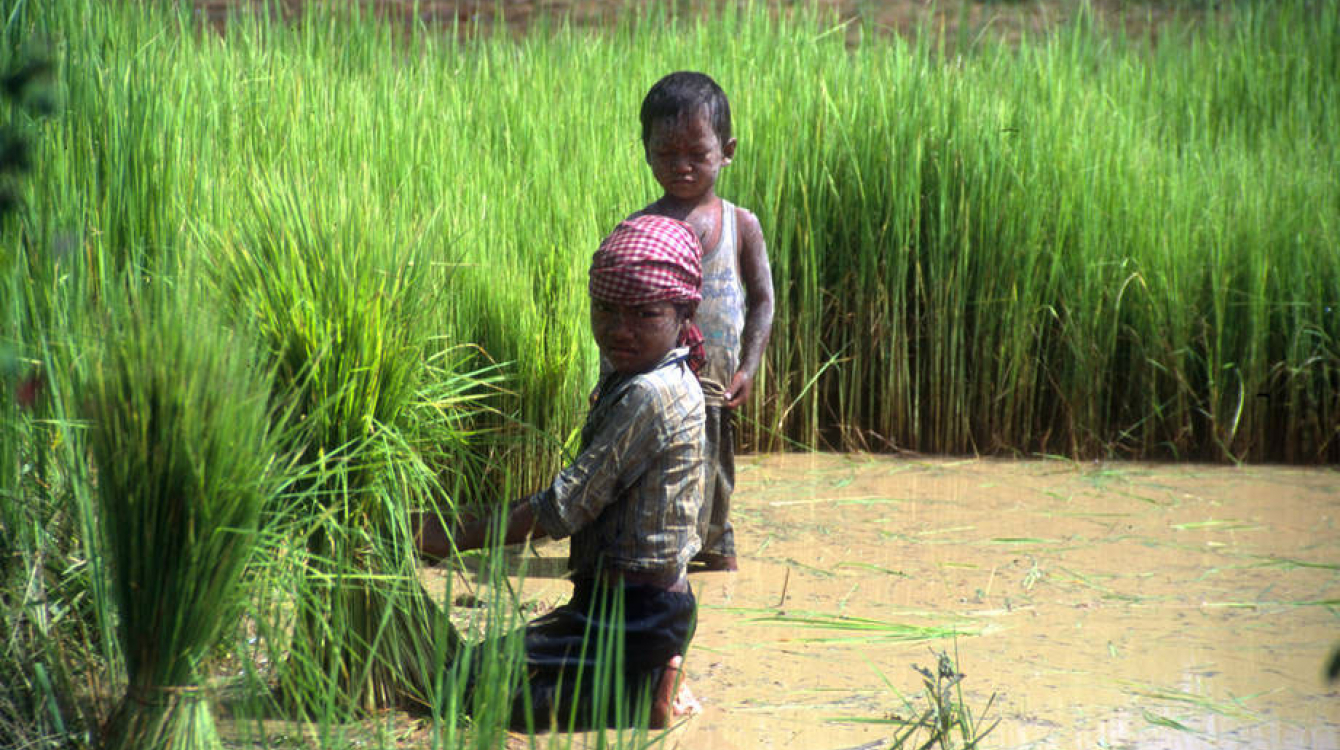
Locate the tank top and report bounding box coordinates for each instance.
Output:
[696,200,746,407]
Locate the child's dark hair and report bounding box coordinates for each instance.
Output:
[640,71,732,147]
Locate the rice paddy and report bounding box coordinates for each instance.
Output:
[665,454,1340,749]
[2,0,1339,748]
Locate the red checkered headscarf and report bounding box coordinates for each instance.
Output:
[589,215,705,373]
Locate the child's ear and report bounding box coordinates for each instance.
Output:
[722,137,737,163]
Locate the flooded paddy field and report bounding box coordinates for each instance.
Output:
[439,455,1340,750]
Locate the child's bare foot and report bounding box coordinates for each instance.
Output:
[650,655,702,728]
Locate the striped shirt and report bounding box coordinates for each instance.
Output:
[529,347,705,580]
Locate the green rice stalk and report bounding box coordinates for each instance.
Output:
[868,650,999,750]
[82,288,280,750]
[210,178,463,716]
[34,0,1340,465]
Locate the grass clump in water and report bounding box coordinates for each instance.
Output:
[882,651,999,750]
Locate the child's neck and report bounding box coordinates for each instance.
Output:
[652,191,718,218]
[650,193,722,252]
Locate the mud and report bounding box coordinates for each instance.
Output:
[442,455,1340,749]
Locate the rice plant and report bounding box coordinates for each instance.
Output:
[0,34,117,748]
[208,176,480,717]
[28,0,1340,466]
[880,651,999,750]
[80,287,281,750]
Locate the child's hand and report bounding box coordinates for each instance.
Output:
[725,370,753,409]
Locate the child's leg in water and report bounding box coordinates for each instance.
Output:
[511,580,700,730]
[650,655,702,728]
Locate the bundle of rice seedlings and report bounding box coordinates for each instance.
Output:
[212,182,464,717]
[82,290,279,750]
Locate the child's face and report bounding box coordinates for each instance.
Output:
[644,107,736,203]
[591,299,684,374]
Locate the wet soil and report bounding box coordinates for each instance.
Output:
[433,455,1340,750]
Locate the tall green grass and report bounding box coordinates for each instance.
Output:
[27,0,1340,463]
[0,32,114,748]
[740,1,1340,460]
[210,176,464,715]
[81,286,280,750]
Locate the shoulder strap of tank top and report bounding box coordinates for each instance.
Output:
[719,198,736,250]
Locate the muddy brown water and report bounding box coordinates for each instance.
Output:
[430,454,1340,750]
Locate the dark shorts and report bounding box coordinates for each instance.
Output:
[698,404,736,556]
[467,577,696,731]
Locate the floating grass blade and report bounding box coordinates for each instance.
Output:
[1121,679,1263,722]
[748,611,978,645]
[1141,708,1196,733]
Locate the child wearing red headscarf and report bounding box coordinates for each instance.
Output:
[417,215,706,730]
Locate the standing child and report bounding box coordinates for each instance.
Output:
[417,215,706,730]
[631,71,774,572]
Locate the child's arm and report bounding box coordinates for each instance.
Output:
[414,499,548,559]
[454,499,547,551]
[726,206,774,409]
